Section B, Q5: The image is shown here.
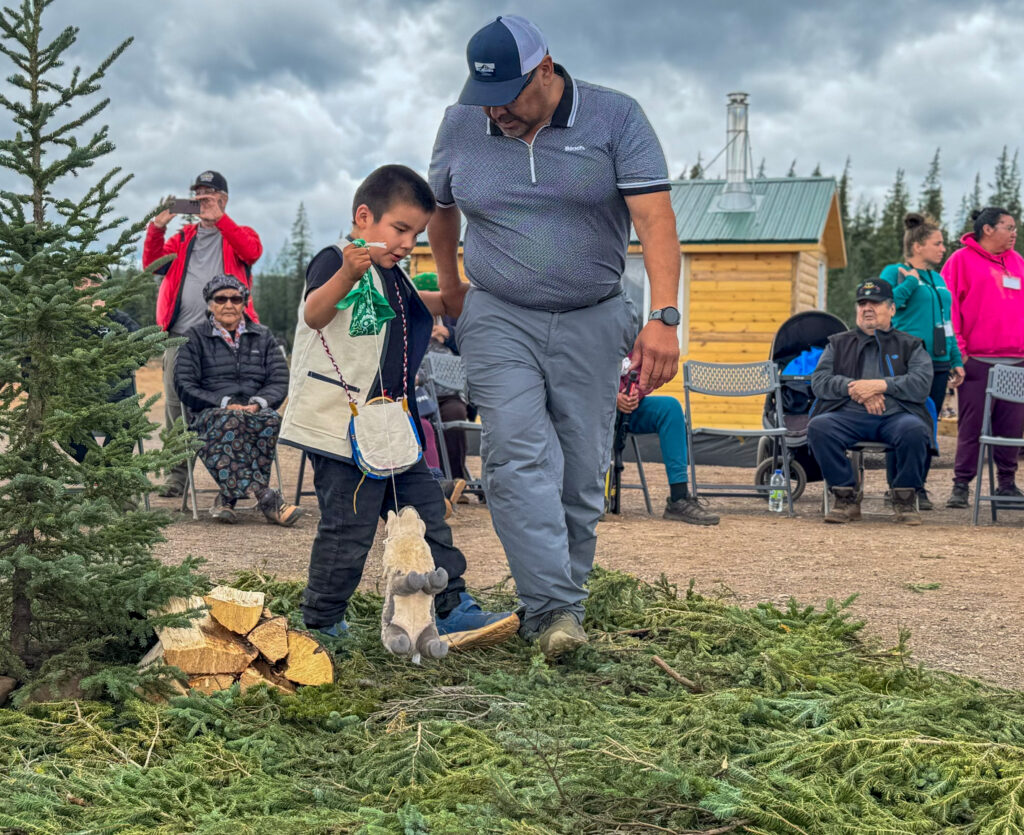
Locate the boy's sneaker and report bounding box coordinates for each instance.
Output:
[312,620,349,640]
[536,610,588,658]
[946,482,970,508]
[436,592,519,650]
[663,496,719,526]
[209,495,236,524]
[258,488,305,527]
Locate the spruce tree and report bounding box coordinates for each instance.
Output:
[786,159,797,177]
[876,168,910,266]
[0,0,202,697]
[810,162,821,177]
[918,148,943,227]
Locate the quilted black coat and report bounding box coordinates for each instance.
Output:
[174,318,288,417]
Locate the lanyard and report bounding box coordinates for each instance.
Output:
[317,267,411,414]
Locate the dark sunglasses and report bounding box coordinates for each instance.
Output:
[211,294,244,305]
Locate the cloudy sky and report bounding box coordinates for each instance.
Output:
[8,0,1024,266]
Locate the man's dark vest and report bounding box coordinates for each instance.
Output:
[814,327,930,426]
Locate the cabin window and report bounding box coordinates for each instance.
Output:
[622,254,688,352]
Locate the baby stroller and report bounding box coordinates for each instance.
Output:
[754,310,847,501]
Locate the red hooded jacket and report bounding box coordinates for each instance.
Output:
[144,214,262,331]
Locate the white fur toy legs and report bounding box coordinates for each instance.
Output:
[381,507,449,664]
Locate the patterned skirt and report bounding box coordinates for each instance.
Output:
[194,408,280,501]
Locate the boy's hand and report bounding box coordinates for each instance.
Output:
[340,241,373,284]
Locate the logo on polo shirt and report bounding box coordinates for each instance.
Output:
[474,62,495,76]
[564,145,586,152]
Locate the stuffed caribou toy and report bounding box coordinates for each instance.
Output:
[380,507,449,663]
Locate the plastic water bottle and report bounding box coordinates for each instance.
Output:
[768,469,785,513]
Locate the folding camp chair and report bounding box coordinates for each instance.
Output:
[421,353,485,498]
[179,408,284,521]
[683,360,795,515]
[972,363,1024,524]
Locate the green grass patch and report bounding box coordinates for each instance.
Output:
[2,568,1022,834]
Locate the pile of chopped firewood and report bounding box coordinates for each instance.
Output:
[140,586,333,695]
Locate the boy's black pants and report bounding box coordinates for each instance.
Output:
[301,454,467,628]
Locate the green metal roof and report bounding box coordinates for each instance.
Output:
[635,176,838,244]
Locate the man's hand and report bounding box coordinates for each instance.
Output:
[863,393,886,415]
[197,192,226,224]
[631,320,679,391]
[431,323,450,343]
[439,277,468,317]
[152,194,175,229]
[949,366,965,388]
[847,378,887,403]
[617,391,639,414]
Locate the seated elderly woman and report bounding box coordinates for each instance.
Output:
[174,274,302,526]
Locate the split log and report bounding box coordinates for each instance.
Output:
[204,585,265,635]
[0,675,17,707]
[239,660,296,694]
[283,630,334,686]
[188,674,236,695]
[155,597,258,675]
[247,616,289,663]
[135,641,189,698]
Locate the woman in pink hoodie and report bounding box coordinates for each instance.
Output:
[942,206,1024,508]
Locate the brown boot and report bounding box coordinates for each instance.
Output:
[824,486,861,523]
[891,487,922,526]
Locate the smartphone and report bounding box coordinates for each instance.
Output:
[168,197,201,215]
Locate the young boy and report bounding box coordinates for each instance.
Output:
[280,164,518,649]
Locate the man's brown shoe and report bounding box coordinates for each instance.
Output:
[824,486,861,523]
[891,487,922,525]
[537,612,588,658]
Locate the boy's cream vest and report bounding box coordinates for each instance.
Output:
[279,245,400,460]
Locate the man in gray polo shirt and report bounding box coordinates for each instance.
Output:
[428,15,681,657]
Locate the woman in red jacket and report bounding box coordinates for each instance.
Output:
[942,206,1024,508]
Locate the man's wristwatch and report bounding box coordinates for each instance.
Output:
[649,306,681,327]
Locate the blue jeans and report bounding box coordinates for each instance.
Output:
[807,408,930,489]
[626,395,688,484]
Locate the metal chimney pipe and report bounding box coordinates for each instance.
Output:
[719,91,755,211]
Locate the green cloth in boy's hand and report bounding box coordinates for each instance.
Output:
[335,238,396,336]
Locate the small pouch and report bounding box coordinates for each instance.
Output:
[348,396,422,479]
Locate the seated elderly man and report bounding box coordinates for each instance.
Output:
[807,278,932,525]
[174,274,302,526]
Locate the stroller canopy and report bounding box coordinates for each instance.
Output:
[771,310,847,369]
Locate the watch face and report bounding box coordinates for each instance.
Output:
[656,307,680,327]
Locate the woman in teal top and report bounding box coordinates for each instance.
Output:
[879,212,965,508]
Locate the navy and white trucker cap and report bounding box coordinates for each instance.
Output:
[459,15,549,107]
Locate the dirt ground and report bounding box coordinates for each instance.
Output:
[139,363,1024,690]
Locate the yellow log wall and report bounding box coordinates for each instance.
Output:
[668,251,799,430]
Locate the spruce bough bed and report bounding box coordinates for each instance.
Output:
[2,568,1022,834]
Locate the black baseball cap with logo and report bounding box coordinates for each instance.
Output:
[459,15,549,107]
[191,170,228,194]
[855,278,893,303]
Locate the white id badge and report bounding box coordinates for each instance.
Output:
[943,321,954,338]
[1003,275,1022,290]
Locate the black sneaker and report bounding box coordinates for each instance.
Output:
[995,484,1024,508]
[917,488,933,510]
[663,496,720,526]
[946,482,969,509]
